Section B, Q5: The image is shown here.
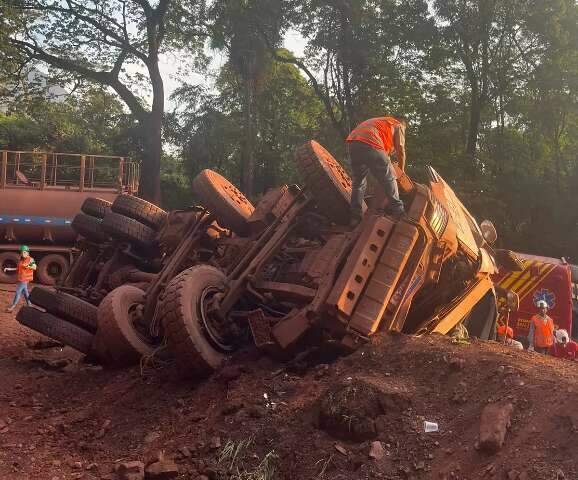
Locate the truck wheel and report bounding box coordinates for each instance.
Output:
[161,265,233,378]
[192,169,254,235]
[93,285,155,366]
[462,291,497,340]
[29,287,98,333]
[16,306,94,355]
[81,197,112,219]
[0,252,20,283]
[72,213,109,244]
[101,212,156,248]
[295,140,357,225]
[37,254,69,286]
[112,194,168,231]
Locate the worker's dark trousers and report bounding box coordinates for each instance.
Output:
[348,140,404,223]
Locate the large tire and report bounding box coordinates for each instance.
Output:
[93,285,155,366]
[0,252,20,283]
[16,306,94,355]
[81,197,112,219]
[36,254,69,286]
[101,212,156,248]
[112,194,168,231]
[161,265,231,378]
[29,287,98,333]
[295,140,357,225]
[192,169,254,235]
[71,213,109,244]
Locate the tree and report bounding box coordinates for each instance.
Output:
[432,0,550,176]
[1,0,206,203]
[266,0,434,142]
[168,52,325,195]
[208,0,285,197]
[0,87,136,154]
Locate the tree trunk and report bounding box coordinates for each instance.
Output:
[466,94,482,177]
[138,59,164,205]
[241,74,255,198]
[138,112,162,204]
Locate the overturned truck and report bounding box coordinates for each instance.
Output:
[17,141,515,377]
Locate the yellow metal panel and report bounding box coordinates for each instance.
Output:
[326,216,394,318]
[431,276,494,335]
[349,222,420,336]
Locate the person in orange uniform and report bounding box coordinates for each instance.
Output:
[527,300,555,354]
[346,116,407,225]
[497,323,523,350]
[3,246,36,312]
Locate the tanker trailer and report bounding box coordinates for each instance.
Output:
[0,150,139,285]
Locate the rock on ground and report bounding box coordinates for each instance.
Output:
[479,402,514,453]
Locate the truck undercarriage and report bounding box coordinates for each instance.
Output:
[16,140,518,377]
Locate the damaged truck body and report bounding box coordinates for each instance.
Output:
[17,140,514,377]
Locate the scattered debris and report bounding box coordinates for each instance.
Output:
[423,421,439,433]
[144,459,179,480]
[116,461,145,480]
[369,441,385,460]
[334,443,348,456]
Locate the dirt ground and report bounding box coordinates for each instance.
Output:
[0,288,576,480]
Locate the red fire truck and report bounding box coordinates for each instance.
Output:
[494,253,574,346]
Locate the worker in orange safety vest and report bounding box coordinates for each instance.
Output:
[3,245,36,313]
[346,116,407,226]
[527,300,555,354]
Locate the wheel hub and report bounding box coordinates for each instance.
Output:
[199,286,236,352]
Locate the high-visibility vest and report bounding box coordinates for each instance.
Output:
[530,314,554,348]
[17,257,34,283]
[346,116,402,153]
[497,324,514,338]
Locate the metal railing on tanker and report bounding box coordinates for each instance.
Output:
[0,150,139,193]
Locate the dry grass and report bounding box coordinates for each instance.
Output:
[218,437,278,480]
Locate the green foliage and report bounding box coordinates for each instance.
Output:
[169,52,325,196]
[0,88,136,154]
[1,0,577,261]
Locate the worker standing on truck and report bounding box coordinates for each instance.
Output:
[3,246,36,313]
[527,300,555,354]
[346,116,407,226]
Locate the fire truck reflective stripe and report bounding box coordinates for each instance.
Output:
[500,260,535,290]
[0,215,72,226]
[513,262,549,300]
[508,263,535,292]
[517,264,557,303]
[509,260,546,294]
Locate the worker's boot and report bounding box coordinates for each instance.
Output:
[5,306,15,313]
[382,206,406,221]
